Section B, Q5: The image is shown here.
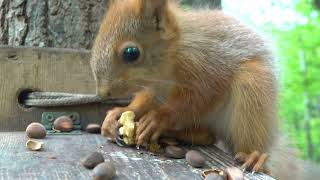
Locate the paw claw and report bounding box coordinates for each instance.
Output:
[241,166,247,172]
[235,151,270,175]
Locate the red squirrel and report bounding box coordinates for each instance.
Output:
[90,0,319,179]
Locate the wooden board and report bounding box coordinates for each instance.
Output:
[0,46,112,131]
[0,132,274,180]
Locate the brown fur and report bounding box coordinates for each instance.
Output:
[91,1,318,179]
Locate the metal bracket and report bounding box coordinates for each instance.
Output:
[41,112,82,135]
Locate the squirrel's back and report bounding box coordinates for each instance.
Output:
[174,6,276,71]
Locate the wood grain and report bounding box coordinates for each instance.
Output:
[0,132,275,180]
[0,46,113,131]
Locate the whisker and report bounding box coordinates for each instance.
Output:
[128,77,192,90]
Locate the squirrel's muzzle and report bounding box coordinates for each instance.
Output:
[96,85,112,100]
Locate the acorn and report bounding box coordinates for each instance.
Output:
[26,122,46,139]
[53,116,73,132]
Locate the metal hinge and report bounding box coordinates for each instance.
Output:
[41,112,82,135]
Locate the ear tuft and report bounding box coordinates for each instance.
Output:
[106,0,117,10]
[140,0,169,31]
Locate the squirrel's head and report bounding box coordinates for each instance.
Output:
[91,0,179,99]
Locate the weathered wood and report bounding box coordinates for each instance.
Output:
[0,132,274,180]
[0,46,113,131]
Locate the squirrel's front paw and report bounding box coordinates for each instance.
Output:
[135,110,166,146]
[234,151,271,175]
[101,107,127,141]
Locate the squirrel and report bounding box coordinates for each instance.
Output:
[90,0,319,179]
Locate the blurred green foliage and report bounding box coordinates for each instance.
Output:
[271,0,320,162]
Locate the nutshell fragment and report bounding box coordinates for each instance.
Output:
[26,139,43,151]
[225,167,244,180]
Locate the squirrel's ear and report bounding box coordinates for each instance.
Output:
[139,0,170,31]
[106,0,116,10]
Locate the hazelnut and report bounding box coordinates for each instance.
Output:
[26,122,46,139]
[92,161,116,180]
[86,124,101,134]
[186,150,206,168]
[81,152,105,169]
[53,116,73,132]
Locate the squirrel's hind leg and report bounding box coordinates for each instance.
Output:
[163,128,216,145]
[227,58,278,175]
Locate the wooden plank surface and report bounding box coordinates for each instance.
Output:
[0,132,274,180]
[0,46,112,131]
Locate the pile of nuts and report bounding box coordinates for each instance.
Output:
[25,112,244,180]
[25,116,101,151]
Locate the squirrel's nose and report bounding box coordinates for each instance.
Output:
[97,86,112,100]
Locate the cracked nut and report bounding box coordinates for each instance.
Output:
[116,111,136,146]
[26,139,43,151]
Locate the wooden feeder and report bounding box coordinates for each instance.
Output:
[0,46,274,180]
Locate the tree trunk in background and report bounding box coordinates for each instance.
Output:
[0,0,222,50]
[0,0,108,49]
[299,50,314,159]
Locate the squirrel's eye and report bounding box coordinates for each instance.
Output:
[122,47,140,63]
